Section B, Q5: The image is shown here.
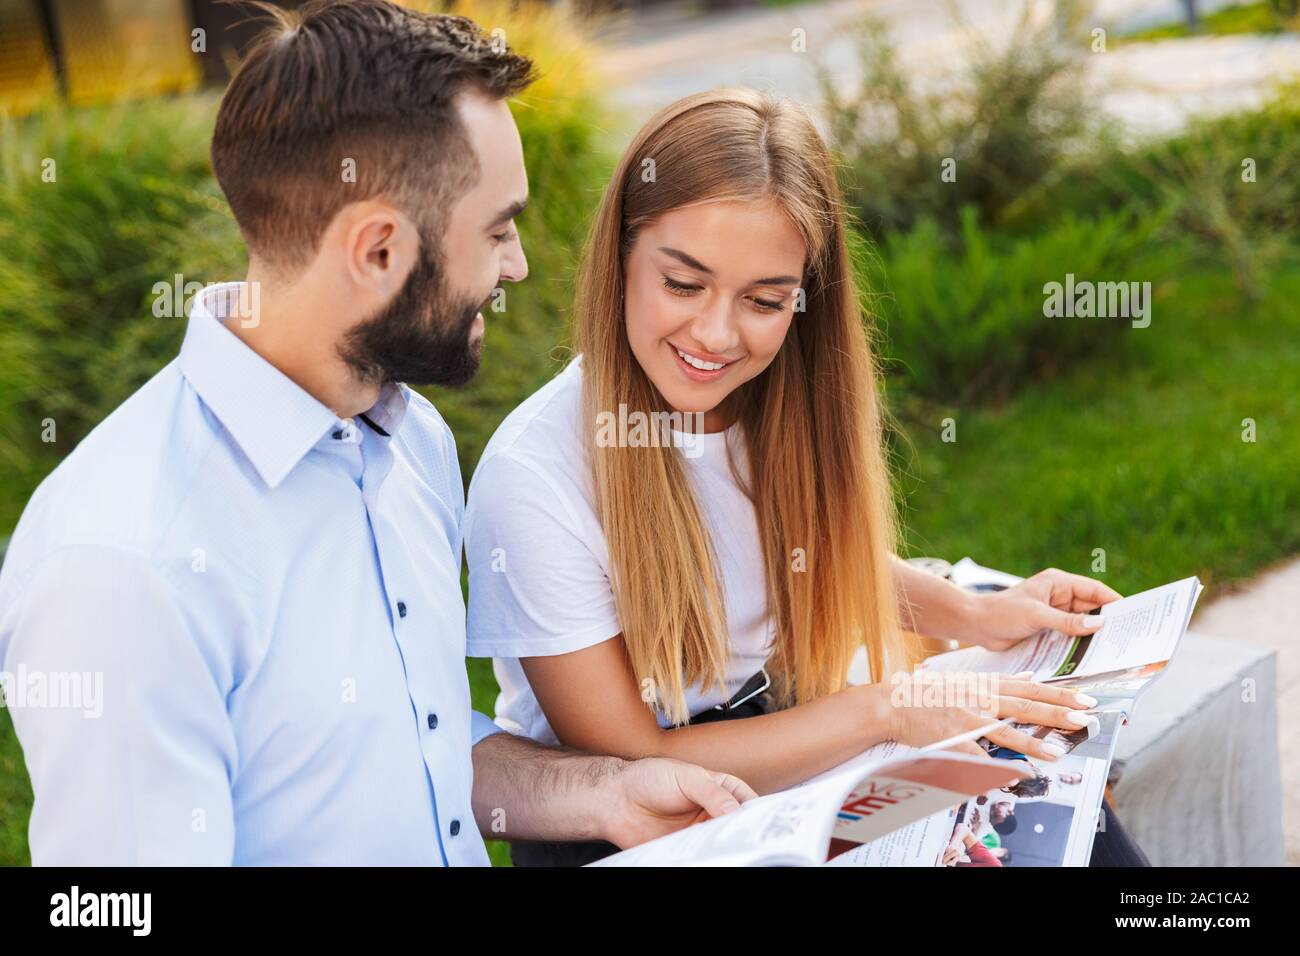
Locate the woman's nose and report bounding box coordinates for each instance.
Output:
[689,300,739,355]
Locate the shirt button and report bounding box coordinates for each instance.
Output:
[397,601,407,618]
[450,819,461,837]
[427,712,438,730]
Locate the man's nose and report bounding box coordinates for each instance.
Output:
[500,240,528,283]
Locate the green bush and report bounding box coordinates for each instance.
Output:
[819,2,1099,242]
[0,98,241,532]
[817,0,1300,402]
[1002,89,1300,300]
[862,206,1162,405]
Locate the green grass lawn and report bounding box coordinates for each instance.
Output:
[1121,1,1299,42]
[0,709,29,865]
[4,256,1298,866]
[894,260,1300,596]
[466,656,512,866]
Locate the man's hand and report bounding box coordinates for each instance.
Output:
[602,757,757,849]
[470,731,756,849]
[969,568,1122,651]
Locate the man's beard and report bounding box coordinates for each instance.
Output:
[338,243,487,389]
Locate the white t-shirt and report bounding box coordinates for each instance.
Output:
[464,358,773,745]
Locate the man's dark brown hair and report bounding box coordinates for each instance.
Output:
[211,0,535,269]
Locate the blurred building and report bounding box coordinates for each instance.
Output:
[0,0,760,116]
[0,0,304,114]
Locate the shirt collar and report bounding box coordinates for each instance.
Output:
[360,376,412,436]
[179,282,410,489]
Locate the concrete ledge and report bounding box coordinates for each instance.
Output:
[1111,631,1284,866]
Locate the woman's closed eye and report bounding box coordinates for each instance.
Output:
[748,295,786,313]
[661,275,787,313]
[661,274,702,296]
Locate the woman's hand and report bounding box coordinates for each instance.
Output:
[966,567,1122,651]
[871,671,1097,762]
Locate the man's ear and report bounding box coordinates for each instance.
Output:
[340,202,414,297]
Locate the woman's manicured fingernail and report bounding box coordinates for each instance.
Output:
[1065,711,1092,726]
[1074,693,1097,707]
[1084,615,1104,628]
[720,800,740,814]
[1042,743,1066,758]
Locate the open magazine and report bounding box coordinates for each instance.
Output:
[831,563,1203,867]
[589,725,1033,866]
[595,562,1201,867]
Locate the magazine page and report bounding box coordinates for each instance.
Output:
[589,746,1030,867]
[587,776,842,867]
[808,727,1017,865]
[824,801,961,866]
[822,740,972,867]
[829,710,1125,867]
[950,710,1123,867]
[921,577,1202,686]
[825,752,1033,860]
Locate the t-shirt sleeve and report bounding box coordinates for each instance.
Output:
[469,709,505,746]
[464,451,622,659]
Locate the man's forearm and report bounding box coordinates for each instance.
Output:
[470,731,624,844]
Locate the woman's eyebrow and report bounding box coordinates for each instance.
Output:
[658,246,799,285]
[659,246,712,273]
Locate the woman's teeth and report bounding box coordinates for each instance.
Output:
[676,348,727,371]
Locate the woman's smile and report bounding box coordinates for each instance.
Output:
[669,341,740,382]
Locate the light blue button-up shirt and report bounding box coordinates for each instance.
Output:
[0,282,500,865]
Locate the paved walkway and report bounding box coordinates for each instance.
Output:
[596,0,1300,141]
[1192,558,1300,865]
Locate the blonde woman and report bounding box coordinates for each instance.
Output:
[464,89,1135,866]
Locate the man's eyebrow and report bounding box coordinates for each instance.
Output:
[488,198,528,229]
[659,246,799,285]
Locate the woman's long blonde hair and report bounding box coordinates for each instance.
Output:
[574,88,916,724]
